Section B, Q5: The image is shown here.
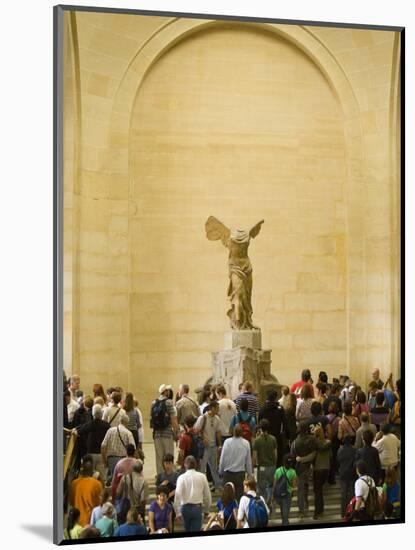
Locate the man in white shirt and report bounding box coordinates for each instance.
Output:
[67,396,80,425]
[68,374,81,400]
[373,424,400,470]
[216,385,237,443]
[66,374,81,424]
[174,455,211,532]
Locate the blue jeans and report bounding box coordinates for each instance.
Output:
[276,494,292,525]
[200,445,222,489]
[107,455,122,482]
[257,466,275,507]
[181,504,203,532]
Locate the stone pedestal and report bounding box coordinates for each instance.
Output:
[210,329,281,405]
[224,329,261,350]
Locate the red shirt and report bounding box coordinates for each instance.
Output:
[290,380,305,396]
[179,429,195,456]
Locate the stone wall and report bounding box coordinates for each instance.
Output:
[63,11,401,428]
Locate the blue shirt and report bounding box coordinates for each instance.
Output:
[114,523,148,536]
[217,498,238,529]
[383,389,395,409]
[218,436,252,475]
[149,500,173,530]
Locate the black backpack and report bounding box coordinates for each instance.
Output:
[273,468,290,499]
[361,477,381,518]
[150,399,170,430]
[189,433,205,460]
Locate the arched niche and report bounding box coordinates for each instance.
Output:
[78,16,386,408]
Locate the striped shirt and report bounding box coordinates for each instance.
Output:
[234,392,259,419]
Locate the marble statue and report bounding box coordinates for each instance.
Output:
[205,216,264,330]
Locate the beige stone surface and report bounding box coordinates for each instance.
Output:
[62,11,401,425]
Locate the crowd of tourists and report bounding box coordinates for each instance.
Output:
[63,367,401,540]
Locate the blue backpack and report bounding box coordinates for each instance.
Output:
[246,494,268,528]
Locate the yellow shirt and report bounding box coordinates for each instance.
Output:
[64,523,83,539]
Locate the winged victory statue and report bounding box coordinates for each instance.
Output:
[205,216,264,331]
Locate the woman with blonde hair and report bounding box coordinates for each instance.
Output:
[95,502,117,537]
[90,487,117,526]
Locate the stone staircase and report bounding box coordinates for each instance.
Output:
[143,478,344,529]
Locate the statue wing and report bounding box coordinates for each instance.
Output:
[249,219,264,239]
[205,216,230,245]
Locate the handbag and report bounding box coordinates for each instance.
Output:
[116,475,131,524]
[117,426,128,451]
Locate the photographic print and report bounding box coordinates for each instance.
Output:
[54,4,403,544]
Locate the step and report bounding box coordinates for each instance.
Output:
[142,476,344,525]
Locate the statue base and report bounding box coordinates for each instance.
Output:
[224,329,262,350]
[210,329,281,404]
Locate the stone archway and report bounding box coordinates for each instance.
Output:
[105,19,368,403]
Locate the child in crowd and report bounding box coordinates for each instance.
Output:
[274,454,297,526]
[64,508,83,540]
[95,502,117,537]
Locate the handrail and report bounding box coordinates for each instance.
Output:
[63,431,77,479]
